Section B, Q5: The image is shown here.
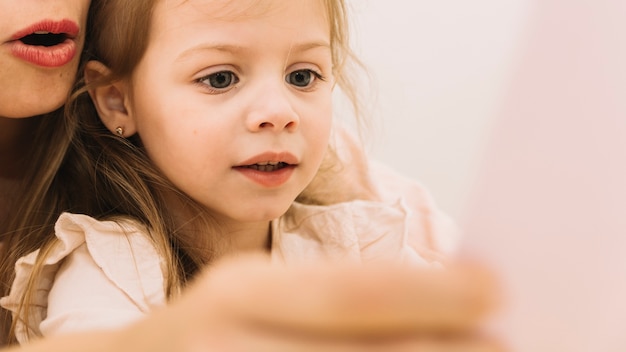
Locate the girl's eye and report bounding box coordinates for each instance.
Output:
[198,71,239,90]
[286,69,324,88]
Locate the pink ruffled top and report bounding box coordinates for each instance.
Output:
[1,164,458,344]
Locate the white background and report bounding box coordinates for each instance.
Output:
[346,0,531,219]
[349,2,626,350]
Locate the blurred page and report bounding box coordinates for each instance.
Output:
[461,0,626,351]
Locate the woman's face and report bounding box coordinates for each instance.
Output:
[0,0,91,118]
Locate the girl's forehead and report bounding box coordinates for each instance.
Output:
[150,0,331,46]
[157,0,327,22]
[147,0,332,57]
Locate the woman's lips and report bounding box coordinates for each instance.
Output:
[8,19,79,68]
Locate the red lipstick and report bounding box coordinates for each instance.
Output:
[9,19,80,68]
[234,152,298,188]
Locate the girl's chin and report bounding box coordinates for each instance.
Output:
[230,203,295,223]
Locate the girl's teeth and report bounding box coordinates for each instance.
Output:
[251,164,275,171]
[246,162,286,171]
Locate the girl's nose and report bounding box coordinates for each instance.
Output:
[245,84,300,133]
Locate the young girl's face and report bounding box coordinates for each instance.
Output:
[127,0,334,224]
[0,0,91,118]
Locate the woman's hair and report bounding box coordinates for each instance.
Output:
[0,3,102,343]
[0,111,74,344]
[8,0,369,342]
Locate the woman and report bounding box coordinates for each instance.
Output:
[0,0,92,342]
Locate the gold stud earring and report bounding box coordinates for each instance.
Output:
[115,126,124,137]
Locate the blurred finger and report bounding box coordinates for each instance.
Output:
[193,326,504,352]
[191,254,497,338]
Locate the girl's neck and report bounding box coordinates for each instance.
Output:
[178,216,272,264]
[164,193,272,262]
[222,220,272,255]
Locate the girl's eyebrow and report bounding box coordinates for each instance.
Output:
[290,41,331,53]
[175,41,331,63]
[175,44,248,62]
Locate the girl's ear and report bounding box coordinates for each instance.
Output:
[84,61,137,137]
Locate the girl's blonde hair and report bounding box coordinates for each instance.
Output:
[9,0,370,343]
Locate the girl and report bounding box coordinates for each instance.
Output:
[2,0,464,345]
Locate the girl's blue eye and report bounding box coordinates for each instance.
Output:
[286,69,323,88]
[200,71,239,89]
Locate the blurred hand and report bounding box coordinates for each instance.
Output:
[133,254,502,352]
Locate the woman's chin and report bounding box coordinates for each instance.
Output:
[0,99,63,118]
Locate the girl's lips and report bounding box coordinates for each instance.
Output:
[234,151,299,188]
[234,165,296,188]
[236,151,299,167]
[8,19,80,68]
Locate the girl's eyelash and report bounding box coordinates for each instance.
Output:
[194,71,239,93]
[286,68,327,90]
[192,68,326,92]
[305,69,326,81]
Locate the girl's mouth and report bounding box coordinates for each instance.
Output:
[241,161,291,172]
[235,162,296,188]
[234,152,298,187]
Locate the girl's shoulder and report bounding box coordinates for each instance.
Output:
[368,160,461,258]
[273,176,459,267]
[0,213,165,343]
[328,126,460,262]
[32,213,162,280]
[51,212,163,276]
